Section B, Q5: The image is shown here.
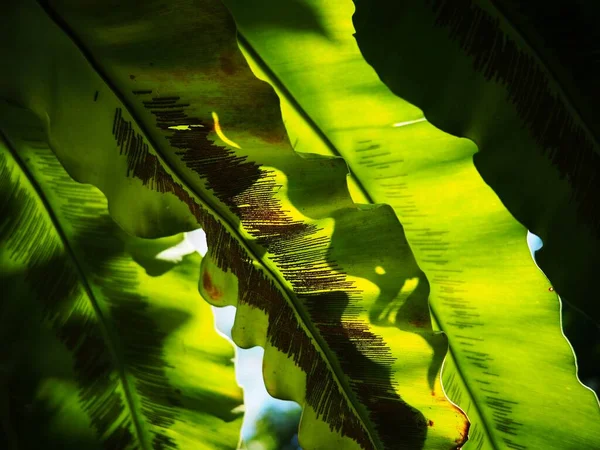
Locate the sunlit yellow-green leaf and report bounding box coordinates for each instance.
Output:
[220,0,600,448]
[4,0,597,449]
[351,0,600,325]
[1,0,468,448]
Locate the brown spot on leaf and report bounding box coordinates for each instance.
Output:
[428,420,434,427]
[408,317,426,328]
[219,53,236,75]
[259,131,287,144]
[453,412,470,448]
[202,271,222,301]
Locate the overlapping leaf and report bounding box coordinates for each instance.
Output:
[0,110,243,449]
[1,0,467,449]
[351,0,600,325]
[218,0,600,448]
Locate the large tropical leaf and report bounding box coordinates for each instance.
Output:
[212,0,600,449]
[351,0,600,325]
[0,109,243,448]
[1,0,468,449]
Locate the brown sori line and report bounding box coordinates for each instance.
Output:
[429,0,600,235]
[143,103,191,109]
[143,96,180,104]
[112,104,432,449]
[156,99,435,447]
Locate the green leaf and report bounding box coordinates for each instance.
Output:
[350,0,600,325]
[213,0,600,448]
[1,0,469,449]
[0,111,243,448]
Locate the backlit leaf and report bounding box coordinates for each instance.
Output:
[0,110,243,448]
[1,0,467,448]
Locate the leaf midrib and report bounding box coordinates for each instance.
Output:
[0,127,150,449]
[429,309,497,449]
[36,2,382,448]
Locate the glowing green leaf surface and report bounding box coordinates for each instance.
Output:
[218,0,600,448]
[1,0,468,448]
[0,114,243,449]
[2,0,598,449]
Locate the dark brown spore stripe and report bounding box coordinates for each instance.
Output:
[428,0,600,235]
[133,90,153,95]
[112,99,430,449]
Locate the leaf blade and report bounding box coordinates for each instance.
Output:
[0,106,243,449]
[1,0,470,447]
[219,0,600,448]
